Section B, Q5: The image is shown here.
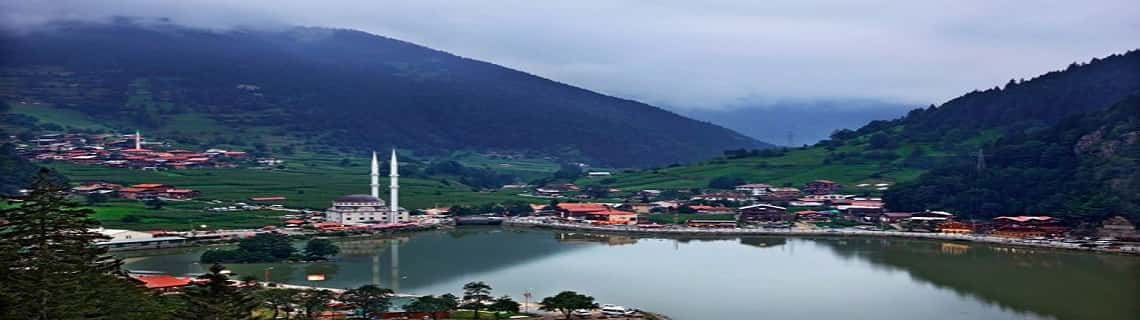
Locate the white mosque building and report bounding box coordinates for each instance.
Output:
[325,150,409,225]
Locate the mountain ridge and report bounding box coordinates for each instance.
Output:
[0,21,768,167]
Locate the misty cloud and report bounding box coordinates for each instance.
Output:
[3,0,1137,109]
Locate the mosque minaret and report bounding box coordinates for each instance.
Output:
[325,149,408,225]
[389,149,400,224]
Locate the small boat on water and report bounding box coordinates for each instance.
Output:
[454,216,505,226]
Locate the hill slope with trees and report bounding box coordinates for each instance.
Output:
[581,50,1140,196]
[886,95,1140,222]
[0,20,764,167]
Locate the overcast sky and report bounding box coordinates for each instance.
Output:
[3,0,1137,110]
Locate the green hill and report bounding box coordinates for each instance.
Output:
[0,20,765,167]
[581,50,1140,192]
[886,95,1140,222]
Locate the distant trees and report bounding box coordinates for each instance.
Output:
[179,264,258,320]
[405,294,459,320]
[303,238,340,260]
[342,285,395,319]
[488,296,521,319]
[707,175,745,189]
[462,281,495,319]
[255,288,302,320]
[423,160,518,189]
[552,163,583,180]
[200,233,296,263]
[297,289,337,319]
[539,291,597,320]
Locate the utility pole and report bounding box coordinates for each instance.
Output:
[976,148,986,172]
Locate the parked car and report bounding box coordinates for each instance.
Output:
[600,304,636,316]
[572,309,593,318]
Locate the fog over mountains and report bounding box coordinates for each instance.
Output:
[675,99,913,146]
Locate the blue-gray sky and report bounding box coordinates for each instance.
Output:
[3,0,1137,110]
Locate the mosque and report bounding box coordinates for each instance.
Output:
[325,150,409,225]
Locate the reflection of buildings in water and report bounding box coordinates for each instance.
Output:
[333,237,406,291]
[338,237,409,256]
[389,240,399,291]
[739,237,788,249]
[555,232,638,246]
[940,242,970,255]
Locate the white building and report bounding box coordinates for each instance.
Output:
[325,150,409,225]
[734,183,772,196]
[93,228,153,241]
[91,228,187,251]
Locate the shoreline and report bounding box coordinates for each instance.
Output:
[504,220,1140,256]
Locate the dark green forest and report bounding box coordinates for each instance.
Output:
[886,95,1140,223]
[0,143,64,195]
[824,50,1140,158]
[0,20,764,167]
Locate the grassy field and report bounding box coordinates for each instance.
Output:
[5,103,112,131]
[87,200,285,230]
[47,153,534,212]
[449,151,560,182]
[578,146,924,191]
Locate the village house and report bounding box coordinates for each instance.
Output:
[555,203,637,224]
[1097,216,1139,241]
[92,228,188,251]
[764,187,802,200]
[803,180,841,195]
[687,205,736,214]
[738,204,789,223]
[989,216,1068,239]
[694,192,752,202]
[795,210,833,222]
[839,205,885,223]
[879,212,915,224]
[938,221,975,234]
[129,273,195,293]
[734,183,772,196]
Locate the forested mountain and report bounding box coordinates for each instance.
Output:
[583,49,1140,208]
[829,50,1140,153]
[0,20,764,167]
[886,95,1140,222]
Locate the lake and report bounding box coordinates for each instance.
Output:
[118,227,1140,320]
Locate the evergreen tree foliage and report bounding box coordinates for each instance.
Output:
[539,291,597,320]
[303,238,340,260]
[887,95,1140,223]
[0,169,164,319]
[297,289,336,320]
[341,285,394,319]
[462,281,494,319]
[405,294,459,320]
[178,264,257,320]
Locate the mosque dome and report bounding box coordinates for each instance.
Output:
[334,194,383,203]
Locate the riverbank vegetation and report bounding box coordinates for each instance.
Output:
[199,233,340,263]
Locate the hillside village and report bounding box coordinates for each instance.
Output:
[10,131,266,170]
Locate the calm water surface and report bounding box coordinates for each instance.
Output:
[118,227,1139,320]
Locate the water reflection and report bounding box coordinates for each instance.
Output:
[808,237,1140,320]
[118,228,1139,320]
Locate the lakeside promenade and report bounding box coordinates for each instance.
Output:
[505,218,1140,255]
